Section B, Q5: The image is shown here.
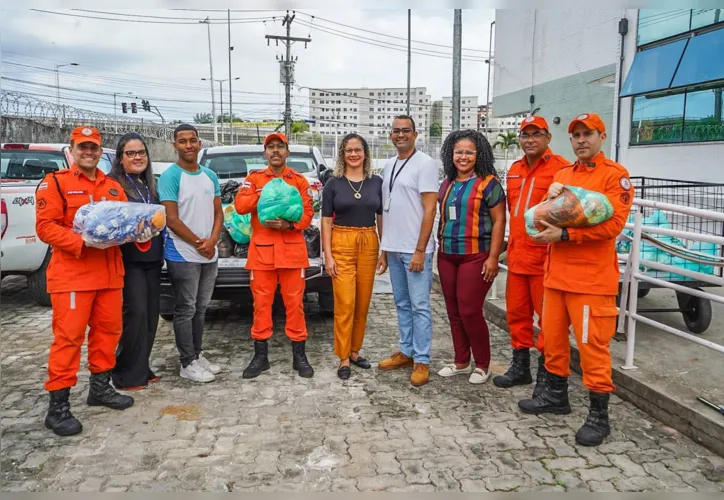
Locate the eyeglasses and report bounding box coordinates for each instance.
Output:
[453,150,477,157]
[344,148,363,155]
[391,128,413,135]
[123,149,148,158]
[519,132,547,140]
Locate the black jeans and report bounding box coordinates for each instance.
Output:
[112,261,162,388]
[166,260,218,367]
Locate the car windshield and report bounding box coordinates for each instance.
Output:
[200,152,316,179]
[0,150,66,180]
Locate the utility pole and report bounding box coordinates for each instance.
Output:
[266,11,311,138]
[486,20,495,133]
[54,62,78,127]
[200,17,218,142]
[452,10,462,132]
[228,9,234,145]
[406,9,411,116]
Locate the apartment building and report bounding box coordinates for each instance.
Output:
[307,87,432,139]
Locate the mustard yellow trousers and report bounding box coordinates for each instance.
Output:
[331,225,379,360]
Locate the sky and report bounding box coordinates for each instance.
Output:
[0,7,495,125]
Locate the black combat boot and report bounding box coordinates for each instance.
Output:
[532,354,548,398]
[493,348,532,388]
[518,372,571,415]
[575,392,611,446]
[87,371,134,410]
[45,388,83,436]
[292,341,314,378]
[243,340,270,379]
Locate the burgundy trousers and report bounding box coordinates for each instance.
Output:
[437,251,493,370]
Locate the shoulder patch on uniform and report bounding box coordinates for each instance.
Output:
[37,198,47,209]
[620,177,632,191]
[37,182,48,190]
[109,188,119,196]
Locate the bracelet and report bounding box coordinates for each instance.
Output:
[415,247,426,253]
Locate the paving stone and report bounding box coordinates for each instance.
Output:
[1,277,722,492]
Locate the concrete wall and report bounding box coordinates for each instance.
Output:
[1,116,177,162]
[492,9,624,161]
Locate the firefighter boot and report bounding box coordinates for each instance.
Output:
[45,388,83,436]
[493,348,532,388]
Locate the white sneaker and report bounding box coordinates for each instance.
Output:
[469,367,491,385]
[438,363,474,377]
[180,360,215,383]
[198,353,221,374]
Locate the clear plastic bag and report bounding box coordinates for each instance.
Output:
[257,178,303,224]
[73,201,166,249]
[525,186,613,236]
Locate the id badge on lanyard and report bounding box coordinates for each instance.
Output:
[448,206,457,220]
[384,197,391,212]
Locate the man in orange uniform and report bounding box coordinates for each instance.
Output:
[36,127,135,437]
[235,132,315,379]
[494,116,567,397]
[518,113,632,447]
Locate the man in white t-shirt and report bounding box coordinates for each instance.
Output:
[377,115,439,387]
[158,124,224,383]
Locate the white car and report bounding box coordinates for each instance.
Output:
[158,144,334,319]
[0,143,115,305]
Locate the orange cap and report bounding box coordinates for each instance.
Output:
[519,115,549,132]
[568,113,606,134]
[263,132,289,147]
[70,126,102,146]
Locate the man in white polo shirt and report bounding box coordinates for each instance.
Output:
[377,115,439,387]
[158,124,224,383]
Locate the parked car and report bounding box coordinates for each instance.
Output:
[0,143,116,306]
[158,144,334,319]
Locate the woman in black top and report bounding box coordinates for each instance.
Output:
[321,133,383,380]
[109,133,164,390]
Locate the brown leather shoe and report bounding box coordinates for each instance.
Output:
[411,363,430,387]
[378,352,414,371]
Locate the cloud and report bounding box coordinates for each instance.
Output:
[0,7,494,123]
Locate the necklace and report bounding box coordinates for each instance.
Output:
[346,176,364,199]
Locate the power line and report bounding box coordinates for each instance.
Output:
[71,9,281,22]
[29,9,274,25]
[295,12,490,54]
[295,19,488,62]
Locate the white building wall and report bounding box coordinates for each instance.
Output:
[493,10,621,100]
[441,96,479,135]
[307,87,431,140]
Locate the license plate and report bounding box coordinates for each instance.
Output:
[218,257,247,268]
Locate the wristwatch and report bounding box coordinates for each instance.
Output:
[561,228,569,241]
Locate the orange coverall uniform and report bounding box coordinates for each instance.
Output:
[506,148,568,353]
[542,151,633,393]
[36,165,128,392]
[234,166,314,341]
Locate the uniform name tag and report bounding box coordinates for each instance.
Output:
[449,206,457,220]
[66,190,88,195]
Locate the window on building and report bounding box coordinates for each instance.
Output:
[620,38,688,96]
[637,9,724,46]
[671,26,724,87]
[630,85,724,144]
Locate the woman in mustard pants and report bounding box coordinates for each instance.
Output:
[321,133,384,380]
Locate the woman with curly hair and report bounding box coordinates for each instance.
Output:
[321,133,384,380]
[436,129,506,384]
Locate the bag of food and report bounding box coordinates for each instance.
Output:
[222,204,252,244]
[220,180,240,204]
[257,178,303,224]
[525,186,614,236]
[73,201,166,249]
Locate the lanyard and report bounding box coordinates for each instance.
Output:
[446,174,475,205]
[125,173,151,204]
[388,149,417,193]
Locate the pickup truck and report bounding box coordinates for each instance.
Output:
[158,144,335,320]
[0,143,115,305]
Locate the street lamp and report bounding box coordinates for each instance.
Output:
[199,18,218,143]
[55,62,78,126]
[113,91,133,132]
[485,20,495,134]
[202,77,239,144]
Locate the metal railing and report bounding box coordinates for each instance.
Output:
[617,199,724,369]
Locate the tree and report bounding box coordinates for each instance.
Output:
[493,131,520,173]
[193,112,213,124]
[217,113,239,123]
[429,122,442,137]
[291,121,310,134]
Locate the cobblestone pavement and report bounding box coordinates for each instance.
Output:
[2,275,723,492]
